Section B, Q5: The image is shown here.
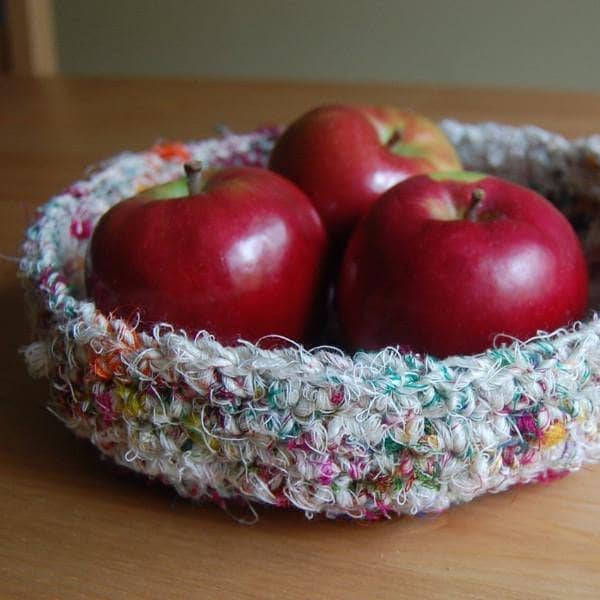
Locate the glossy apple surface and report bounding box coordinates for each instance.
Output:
[86,166,327,346]
[269,104,462,241]
[338,172,589,357]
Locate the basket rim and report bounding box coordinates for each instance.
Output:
[19,122,600,370]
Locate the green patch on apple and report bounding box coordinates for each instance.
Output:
[141,177,189,199]
[388,142,431,159]
[429,171,487,183]
[424,196,459,220]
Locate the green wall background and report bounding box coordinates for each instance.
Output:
[55,0,600,90]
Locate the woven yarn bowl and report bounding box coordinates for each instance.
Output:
[20,121,600,520]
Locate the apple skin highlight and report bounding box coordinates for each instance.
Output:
[338,172,589,358]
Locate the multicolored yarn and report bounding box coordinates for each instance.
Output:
[20,122,600,520]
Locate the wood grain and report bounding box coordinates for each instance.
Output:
[2,77,600,599]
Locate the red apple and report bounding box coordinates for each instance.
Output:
[86,163,327,346]
[338,172,589,357]
[269,104,462,241]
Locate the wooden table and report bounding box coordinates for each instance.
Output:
[3,77,600,599]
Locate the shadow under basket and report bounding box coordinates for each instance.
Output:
[20,121,600,520]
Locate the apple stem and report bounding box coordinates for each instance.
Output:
[386,129,403,148]
[184,160,203,195]
[467,188,486,221]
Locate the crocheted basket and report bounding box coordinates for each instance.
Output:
[20,121,600,520]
